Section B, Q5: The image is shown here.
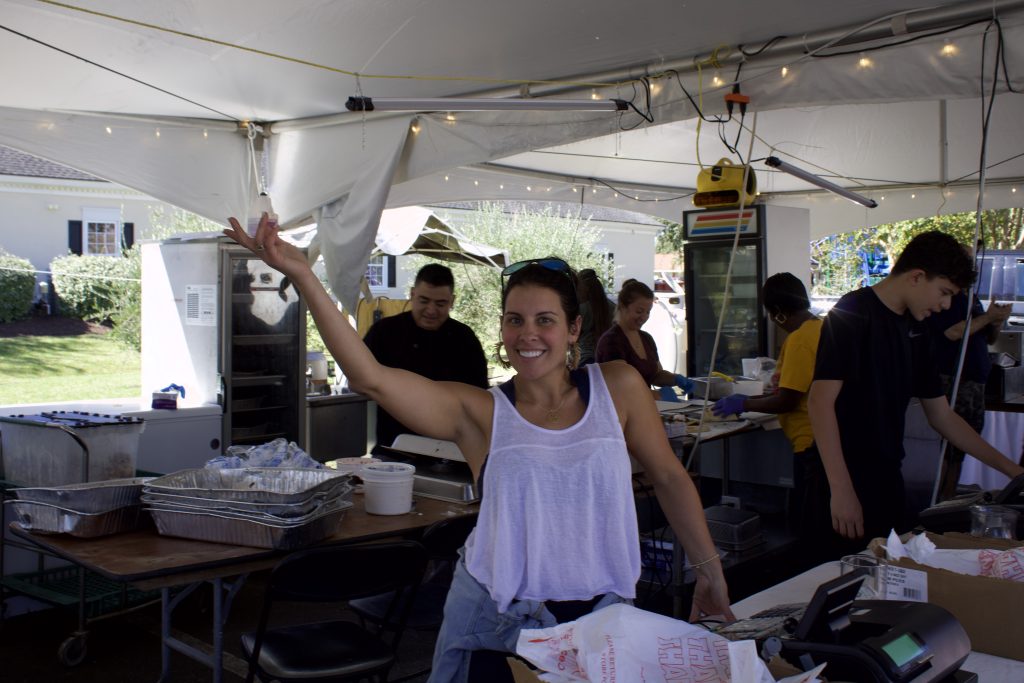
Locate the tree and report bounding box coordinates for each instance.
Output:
[811,208,1024,296]
[409,203,613,371]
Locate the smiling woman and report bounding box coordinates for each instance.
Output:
[225,215,734,682]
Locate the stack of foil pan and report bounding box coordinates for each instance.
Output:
[142,468,354,549]
[6,477,152,537]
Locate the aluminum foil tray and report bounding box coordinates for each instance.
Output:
[140,483,352,518]
[144,468,352,504]
[147,504,348,549]
[141,493,352,523]
[6,500,146,537]
[13,477,152,513]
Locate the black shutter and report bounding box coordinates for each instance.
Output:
[68,220,83,255]
[122,222,135,251]
[386,255,397,287]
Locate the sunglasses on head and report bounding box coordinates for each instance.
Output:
[501,258,574,293]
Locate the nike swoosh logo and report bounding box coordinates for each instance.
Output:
[908,331,923,338]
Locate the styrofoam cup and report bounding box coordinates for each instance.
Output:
[361,462,415,515]
[741,358,760,378]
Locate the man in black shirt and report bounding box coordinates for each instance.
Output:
[364,264,488,451]
[809,232,1024,557]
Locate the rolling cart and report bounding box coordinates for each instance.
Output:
[0,412,158,666]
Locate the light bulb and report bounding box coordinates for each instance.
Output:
[712,73,723,87]
[650,81,662,96]
[591,90,601,100]
[781,66,789,78]
[911,193,916,199]
[203,129,208,139]
[572,187,578,193]
[105,126,112,135]
[444,175,449,181]
[527,185,532,192]
[410,120,421,134]
[1012,187,1018,193]
[941,41,959,57]
[445,113,456,122]
[499,184,504,189]
[473,180,479,186]
[155,129,161,138]
[858,55,874,69]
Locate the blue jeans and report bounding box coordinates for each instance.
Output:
[427,551,629,683]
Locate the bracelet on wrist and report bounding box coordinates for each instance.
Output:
[690,552,720,570]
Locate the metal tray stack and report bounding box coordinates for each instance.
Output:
[142,468,354,549]
[6,477,152,537]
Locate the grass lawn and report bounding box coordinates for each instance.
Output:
[0,334,140,406]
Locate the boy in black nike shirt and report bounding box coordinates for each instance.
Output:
[808,231,1023,558]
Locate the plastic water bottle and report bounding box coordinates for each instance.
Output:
[246,193,278,237]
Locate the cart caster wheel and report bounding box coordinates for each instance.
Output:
[58,634,87,667]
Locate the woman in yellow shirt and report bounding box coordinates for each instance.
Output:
[712,273,822,556]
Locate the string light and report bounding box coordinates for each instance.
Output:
[591,90,601,100]
[445,113,456,123]
[527,185,532,191]
[940,40,960,57]
[712,73,724,87]
[473,180,479,186]
[858,55,874,69]
[155,128,161,138]
[410,120,421,134]
[880,195,885,201]
[499,184,504,189]
[444,175,449,181]
[650,81,662,96]
[1012,187,1018,193]
[591,188,597,194]
[105,126,112,135]
[572,187,578,193]
[911,193,916,199]
[202,129,208,138]
[781,66,789,78]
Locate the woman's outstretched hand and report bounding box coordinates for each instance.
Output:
[224,213,308,277]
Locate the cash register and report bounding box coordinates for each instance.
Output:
[716,571,974,682]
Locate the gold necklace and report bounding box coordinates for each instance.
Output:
[523,385,573,423]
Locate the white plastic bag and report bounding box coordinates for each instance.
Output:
[516,604,775,683]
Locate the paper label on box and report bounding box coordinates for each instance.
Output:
[883,566,928,602]
[184,285,217,326]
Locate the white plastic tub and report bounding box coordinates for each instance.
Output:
[360,462,415,515]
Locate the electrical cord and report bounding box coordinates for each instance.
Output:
[930,18,1001,507]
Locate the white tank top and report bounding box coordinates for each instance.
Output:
[463,363,641,613]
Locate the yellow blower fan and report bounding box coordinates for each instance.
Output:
[693,158,757,209]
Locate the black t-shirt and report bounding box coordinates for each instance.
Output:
[814,287,943,483]
[363,311,488,449]
[926,292,992,383]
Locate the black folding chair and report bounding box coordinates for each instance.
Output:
[348,513,478,680]
[241,540,428,683]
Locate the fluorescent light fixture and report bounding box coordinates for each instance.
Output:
[765,156,878,208]
[346,96,627,113]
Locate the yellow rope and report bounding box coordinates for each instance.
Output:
[35,0,627,90]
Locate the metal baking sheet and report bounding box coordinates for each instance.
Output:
[140,484,352,518]
[144,468,353,504]
[6,500,146,537]
[147,504,348,549]
[141,492,351,523]
[13,477,152,513]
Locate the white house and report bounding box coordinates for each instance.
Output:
[0,145,173,304]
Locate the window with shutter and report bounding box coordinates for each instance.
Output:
[81,208,123,256]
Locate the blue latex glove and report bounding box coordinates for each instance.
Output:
[673,374,695,394]
[713,393,749,417]
[658,386,681,402]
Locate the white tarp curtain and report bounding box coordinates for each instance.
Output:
[1,2,1023,275]
[375,207,509,268]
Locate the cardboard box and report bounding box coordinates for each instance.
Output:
[870,532,1024,661]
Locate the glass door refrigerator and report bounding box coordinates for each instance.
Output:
[682,205,810,378]
[141,237,307,454]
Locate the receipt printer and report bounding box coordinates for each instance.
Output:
[778,597,972,682]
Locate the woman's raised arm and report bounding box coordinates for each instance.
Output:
[224,215,491,468]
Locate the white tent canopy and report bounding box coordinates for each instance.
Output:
[1,0,1023,306]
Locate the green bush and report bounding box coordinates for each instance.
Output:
[50,252,138,323]
[106,246,142,350]
[0,250,37,322]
